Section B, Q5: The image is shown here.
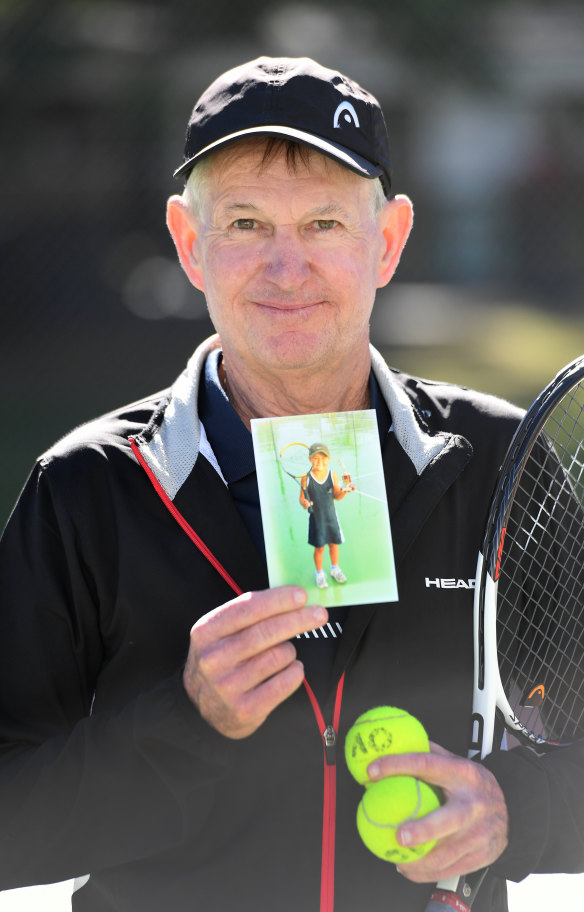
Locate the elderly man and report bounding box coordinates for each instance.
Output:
[0,57,582,912]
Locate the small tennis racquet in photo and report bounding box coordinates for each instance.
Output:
[427,355,584,911]
[279,442,313,513]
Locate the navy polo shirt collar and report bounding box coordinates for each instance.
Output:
[198,349,256,484]
[199,348,391,473]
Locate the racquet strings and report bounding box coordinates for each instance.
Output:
[495,378,584,745]
[280,442,310,478]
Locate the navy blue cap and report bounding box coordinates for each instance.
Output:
[174,56,392,197]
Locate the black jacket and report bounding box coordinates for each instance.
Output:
[0,336,582,911]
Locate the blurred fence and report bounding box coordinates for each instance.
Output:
[2,0,584,525]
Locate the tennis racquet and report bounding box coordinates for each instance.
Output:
[427,355,584,911]
[279,442,313,513]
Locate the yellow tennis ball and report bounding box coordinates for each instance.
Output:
[356,775,440,864]
[344,706,429,785]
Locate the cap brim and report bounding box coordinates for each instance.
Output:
[173,124,383,182]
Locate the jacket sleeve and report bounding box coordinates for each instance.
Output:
[0,460,233,889]
[482,742,584,880]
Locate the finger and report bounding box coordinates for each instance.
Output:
[394,810,491,883]
[206,656,306,740]
[368,750,467,788]
[396,834,499,884]
[396,847,477,884]
[201,602,328,671]
[219,640,301,696]
[186,641,306,740]
[395,799,464,851]
[428,741,456,757]
[194,587,309,642]
[236,658,307,728]
[392,774,508,881]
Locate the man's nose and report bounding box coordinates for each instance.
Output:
[264,228,311,287]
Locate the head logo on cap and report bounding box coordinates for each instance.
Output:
[333,101,360,129]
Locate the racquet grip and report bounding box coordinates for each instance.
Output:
[425,890,471,912]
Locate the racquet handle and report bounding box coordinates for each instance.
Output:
[425,890,470,912]
[425,871,488,911]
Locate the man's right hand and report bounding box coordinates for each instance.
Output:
[183,587,327,739]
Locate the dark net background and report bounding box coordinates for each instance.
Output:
[2,0,584,526]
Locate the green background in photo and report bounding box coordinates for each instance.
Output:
[251,411,398,607]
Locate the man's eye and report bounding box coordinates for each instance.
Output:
[315,220,337,230]
[232,219,256,230]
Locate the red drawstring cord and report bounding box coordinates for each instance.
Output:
[129,437,243,596]
[130,435,344,912]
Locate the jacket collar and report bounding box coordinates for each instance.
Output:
[369,346,451,475]
[135,335,223,499]
[135,334,458,500]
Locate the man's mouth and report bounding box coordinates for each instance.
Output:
[252,299,327,316]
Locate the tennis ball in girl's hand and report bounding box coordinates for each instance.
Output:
[356,775,440,863]
[344,706,429,785]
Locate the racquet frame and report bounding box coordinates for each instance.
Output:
[471,355,584,757]
[429,355,584,911]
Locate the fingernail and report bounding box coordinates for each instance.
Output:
[368,762,380,779]
[313,606,327,624]
[293,588,307,605]
[399,828,411,846]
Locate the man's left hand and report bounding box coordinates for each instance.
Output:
[366,743,509,882]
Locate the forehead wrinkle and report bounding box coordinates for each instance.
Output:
[308,202,350,218]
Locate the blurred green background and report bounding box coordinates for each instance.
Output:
[2,0,584,528]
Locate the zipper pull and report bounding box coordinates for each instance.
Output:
[323,724,337,765]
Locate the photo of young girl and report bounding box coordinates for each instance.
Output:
[300,443,354,589]
[251,410,398,608]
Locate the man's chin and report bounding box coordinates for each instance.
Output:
[258,333,330,370]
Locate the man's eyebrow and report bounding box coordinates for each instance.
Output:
[308,203,346,216]
[224,202,261,212]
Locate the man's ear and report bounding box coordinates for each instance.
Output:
[166,195,205,292]
[376,194,414,288]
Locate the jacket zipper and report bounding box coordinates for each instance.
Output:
[130,435,346,912]
[303,674,345,912]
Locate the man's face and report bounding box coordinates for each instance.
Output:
[188,141,390,377]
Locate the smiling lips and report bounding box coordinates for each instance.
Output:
[251,298,329,315]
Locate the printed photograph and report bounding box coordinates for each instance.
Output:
[251,410,398,607]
